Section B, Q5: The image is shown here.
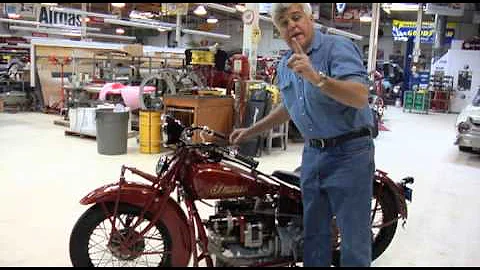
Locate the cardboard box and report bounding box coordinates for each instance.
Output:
[0,98,4,112]
[122,44,144,57]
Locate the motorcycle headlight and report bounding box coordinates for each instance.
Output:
[155,155,169,176]
[457,121,471,133]
[161,114,185,145]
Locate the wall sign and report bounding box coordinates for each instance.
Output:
[336,3,346,14]
[38,6,82,27]
[392,20,456,44]
[425,3,464,17]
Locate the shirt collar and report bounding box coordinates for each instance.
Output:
[306,29,323,56]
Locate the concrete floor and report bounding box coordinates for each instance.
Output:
[0,106,479,267]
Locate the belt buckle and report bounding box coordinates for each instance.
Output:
[319,139,325,148]
[313,138,325,148]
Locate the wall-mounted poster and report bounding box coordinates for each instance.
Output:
[392,20,456,44]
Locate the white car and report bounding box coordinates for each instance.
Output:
[455,88,480,152]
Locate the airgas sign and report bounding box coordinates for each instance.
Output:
[38,6,82,27]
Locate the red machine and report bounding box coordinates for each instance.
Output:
[48,55,72,113]
[225,54,250,127]
[69,115,414,267]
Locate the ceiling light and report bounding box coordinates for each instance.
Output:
[360,15,372,23]
[0,18,100,31]
[181,29,230,40]
[111,3,125,8]
[104,18,173,31]
[382,3,422,13]
[7,14,21,19]
[87,32,135,41]
[157,28,167,32]
[40,3,58,6]
[206,17,218,24]
[115,28,125,34]
[9,25,81,37]
[194,5,207,16]
[204,3,237,14]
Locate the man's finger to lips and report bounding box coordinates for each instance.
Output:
[292,38,305,54]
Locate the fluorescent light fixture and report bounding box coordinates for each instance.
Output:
[9,25,81,37]
[104,18,173,31]
[129,10,155,19]
[0,18,100,32]
[206,17,218,24]
[181,29,230,40]
[9,25,136,41]
[40,3,58,6]
[130,18,176,29]
[51,7,119,19]
[314,24,363,40]
[360,15,372,23]
[204,3,237,14]
[115,27,125,34]
[7,14,21,19]
[194,5,207,16]
[87,33,135,41]
[382,3,422,14]
[111,3,126,8]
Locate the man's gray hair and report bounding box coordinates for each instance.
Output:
[271,3,312,29]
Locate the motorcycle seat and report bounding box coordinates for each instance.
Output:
[272,170,300,187]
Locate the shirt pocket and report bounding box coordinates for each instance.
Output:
[278,74,293,91]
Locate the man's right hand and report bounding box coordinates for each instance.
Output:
[229,128,250,145]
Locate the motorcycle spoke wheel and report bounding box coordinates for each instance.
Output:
[70,203,172,267]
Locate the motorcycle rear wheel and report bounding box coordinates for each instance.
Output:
[69,202,173,267]
[331,186,397,266]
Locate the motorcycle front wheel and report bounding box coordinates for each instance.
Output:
[332,185,397,266]
[69,202,172,267]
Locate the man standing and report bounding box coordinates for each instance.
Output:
[229,3,375,267]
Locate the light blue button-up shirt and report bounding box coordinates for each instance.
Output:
[277,29,373,139]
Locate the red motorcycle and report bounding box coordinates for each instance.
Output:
[69,115,414,267]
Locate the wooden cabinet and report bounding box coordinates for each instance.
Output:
[163,96,234,142]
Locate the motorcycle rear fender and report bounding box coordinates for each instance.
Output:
[375,176,408,220]
[80,182,192,266]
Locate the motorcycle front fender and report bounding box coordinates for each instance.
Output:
[79,182,192,266]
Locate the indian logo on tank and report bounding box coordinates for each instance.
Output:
[209,184,248,196]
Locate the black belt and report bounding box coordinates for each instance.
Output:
[309,128,371,149]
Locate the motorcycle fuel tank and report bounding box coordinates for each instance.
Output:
[188,162,273,199]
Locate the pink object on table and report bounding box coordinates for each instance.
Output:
[98,83,126,101]
[120,85,156,110]
[98,83,157,110]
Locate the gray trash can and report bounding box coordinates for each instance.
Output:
[96,108,129,155]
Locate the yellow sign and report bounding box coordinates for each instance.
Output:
[252,27,262,44]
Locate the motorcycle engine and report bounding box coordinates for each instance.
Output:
[206,195,303,266]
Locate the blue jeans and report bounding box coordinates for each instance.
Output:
[300,136,375,267]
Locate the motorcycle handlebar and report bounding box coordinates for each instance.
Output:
[233,152,259,169]
[187,126,259,169]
